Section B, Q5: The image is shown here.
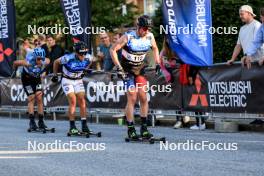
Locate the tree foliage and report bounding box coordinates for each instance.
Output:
[15,0,138,38]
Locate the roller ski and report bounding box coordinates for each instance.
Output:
[27,119,55,133]
[125,125,166,144]
[67,125,101,138]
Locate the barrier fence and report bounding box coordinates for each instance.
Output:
[0,62,264,126]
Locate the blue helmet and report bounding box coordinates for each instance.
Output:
[33,47,46,60]
[73,41,88,55]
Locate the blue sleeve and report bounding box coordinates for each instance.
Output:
[247,26,264,56]
[60,55,70,65]
[25,53,34,64]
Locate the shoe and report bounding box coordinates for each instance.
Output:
[82,124,90,133]
[127,126,139,139]
[38,120,47,129]
[199,123,206,130]
[29,120,38,130]
[69,127,80,135]
[140,124,153,139]
[173,121,182,129]
[250,119,264,125]
[190,123,206,130]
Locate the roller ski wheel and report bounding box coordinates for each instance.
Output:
[125,136,166,144]
[67,128,90,138]
[41,128,56,133]
[125,137,154,144]
[88,131,102,138]
[27,128,43,133]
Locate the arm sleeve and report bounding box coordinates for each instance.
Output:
[59,55,69,65]
[246,27,264,56]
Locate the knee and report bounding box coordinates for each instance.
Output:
[36,93,43,104]
[127,95,137,105]
[138,93,148,104]
[69,98,76,107]
[79,98,86,109]
[28,95,35,104]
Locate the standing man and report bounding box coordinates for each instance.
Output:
[46,35,64,74]
[227,5,263,65]
[97,33,114,71]
[13,48,50,130]
[110,15,161,139]
[245,7,264,68]
[52,42,92,135]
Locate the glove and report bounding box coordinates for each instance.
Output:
[155,64,161,75]
[51,74,58,83]
[116,66,128,81]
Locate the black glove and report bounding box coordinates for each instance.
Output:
[155,64,161,75]
[116,66,128,81]
[51,75,58,83]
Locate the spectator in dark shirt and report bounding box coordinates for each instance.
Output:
[46,35,64,74]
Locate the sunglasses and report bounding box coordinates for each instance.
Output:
[141,27,149,31]
[36,57,44,61]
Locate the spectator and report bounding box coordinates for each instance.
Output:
[245,7,264,68]
[160,38,190,129]
[46,35,64,74]
[97,33,114,71]
[38,34,49,55]
[112,32,123,62]
[188,66,207,130]
[245,7,264,124]
[227,5,263,65]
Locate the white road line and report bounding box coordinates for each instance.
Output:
[239,141,264,143]
[0,149,86,155]
[0,156,41,159]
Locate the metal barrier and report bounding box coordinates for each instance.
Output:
[0,106,263,128]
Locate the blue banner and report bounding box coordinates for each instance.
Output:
[60,0,91,50]
[162,0,213,66]
[0,0,16,77]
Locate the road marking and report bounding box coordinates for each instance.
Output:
[0,149,86,155]
[0,156,41,159]
[239,140,264,143]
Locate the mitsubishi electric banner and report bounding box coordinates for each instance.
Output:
[0,0,16,77]
[60,0,91,49]
[162,0,213,66]
[182,63,264,113]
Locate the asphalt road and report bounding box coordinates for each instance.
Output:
[0,117,263,176]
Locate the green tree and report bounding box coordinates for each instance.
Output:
[91,0,138,32]
[15,0,138,38]
[15,0,64,38]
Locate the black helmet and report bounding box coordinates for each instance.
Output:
[137,15,153,28]
[73,41,88,55]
